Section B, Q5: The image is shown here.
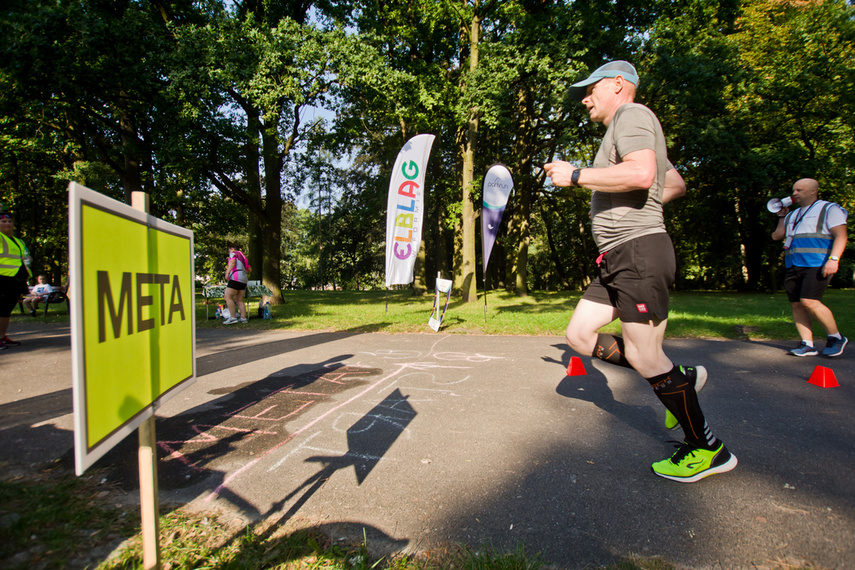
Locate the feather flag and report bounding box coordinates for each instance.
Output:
[481,164,514,272]
[385,134,436,287]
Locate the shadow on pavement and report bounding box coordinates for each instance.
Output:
[196,330,361,376]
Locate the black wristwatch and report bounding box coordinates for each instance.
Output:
[571,168,581,187]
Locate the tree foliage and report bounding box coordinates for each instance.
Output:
[644,0,854,290]
[1,0,852,295]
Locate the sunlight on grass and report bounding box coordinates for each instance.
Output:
[195,289,853,340]
[96,504,671,570]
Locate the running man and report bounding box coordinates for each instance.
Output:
[544,60,737,483]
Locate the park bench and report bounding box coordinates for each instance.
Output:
[19,286,70,316]
[202,280,273,319]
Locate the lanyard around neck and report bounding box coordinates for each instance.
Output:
[792,201,819,232]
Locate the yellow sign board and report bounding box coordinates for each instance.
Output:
[69,183,196,475]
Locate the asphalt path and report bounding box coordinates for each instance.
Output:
[2,321,854,569]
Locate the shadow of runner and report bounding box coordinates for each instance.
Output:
[205,389,417,560]
[550,345,662,439]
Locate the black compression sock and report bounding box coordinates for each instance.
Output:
[592,334,633,369]
[647,366,718,449]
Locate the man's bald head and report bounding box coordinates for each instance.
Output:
[791,178,820,206]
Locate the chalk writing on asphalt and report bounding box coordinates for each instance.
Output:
[148,346,507,500]
[155,364,380,483]
[199,349,508,500]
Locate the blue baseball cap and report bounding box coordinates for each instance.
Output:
[568,60,639,101]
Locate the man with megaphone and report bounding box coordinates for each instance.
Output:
[771,178,848,357]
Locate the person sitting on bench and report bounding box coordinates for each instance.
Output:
[22,274,53,316]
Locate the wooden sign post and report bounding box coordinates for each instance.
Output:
[69,183,196,570]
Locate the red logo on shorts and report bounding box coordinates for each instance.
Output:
[636,303,648,313]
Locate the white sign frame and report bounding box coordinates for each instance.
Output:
[69,182,196,475]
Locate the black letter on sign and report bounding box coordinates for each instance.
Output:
[98,271,133,343]
[169,275,185,324]
[136,273,155,333]
[155,274,170,325]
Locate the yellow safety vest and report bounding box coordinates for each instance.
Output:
[0,232,28,278]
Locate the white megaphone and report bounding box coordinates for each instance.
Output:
[766,196,793,213]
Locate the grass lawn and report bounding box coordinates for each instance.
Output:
[196,288,855,342]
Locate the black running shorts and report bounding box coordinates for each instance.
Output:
[226,279,247,291]
[0,275,27,318]
[784,265,831,303]
[581,232,676,323]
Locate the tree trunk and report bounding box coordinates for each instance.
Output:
[118,95,143,204]
[742,202,767,291]
[413,241,427,295]
[539,195,571,290]
[734,194,766,291]
[510,83,537,296]
[245,113,264,281]
[260,121,283,303]
[455,10,480,303]
[510,191,530,296]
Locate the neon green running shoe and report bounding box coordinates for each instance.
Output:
[664,365,708,430]
[652,442,737,483]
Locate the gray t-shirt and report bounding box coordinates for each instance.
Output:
[590,103,669,252]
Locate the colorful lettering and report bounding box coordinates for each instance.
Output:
[402,160,418,180]
[398,180,419,198]
[393,242,412,260]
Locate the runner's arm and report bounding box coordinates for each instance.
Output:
[545,149,656,193]
[662,167,686,204]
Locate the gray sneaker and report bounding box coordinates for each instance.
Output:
[790,341,819,357]
[822,336,848,357]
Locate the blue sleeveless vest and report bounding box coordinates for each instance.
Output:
[784,201,835,268]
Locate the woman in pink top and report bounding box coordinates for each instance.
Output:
[223,243,250,325]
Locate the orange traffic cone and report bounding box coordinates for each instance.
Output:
[567,356,587,376]
[808,365,839,388]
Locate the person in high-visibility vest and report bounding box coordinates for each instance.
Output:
[772,178,849,357]
[0,212,31,349]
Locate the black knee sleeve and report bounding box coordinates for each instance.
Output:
[593,334,632,369]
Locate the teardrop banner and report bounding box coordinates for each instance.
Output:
[481,164,514,272]
[481,164,514,319]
